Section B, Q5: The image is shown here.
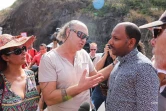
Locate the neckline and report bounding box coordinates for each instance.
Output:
[1,70,28,100]
[53,49,78,66]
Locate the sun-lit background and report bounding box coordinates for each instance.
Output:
[0,0,16,10]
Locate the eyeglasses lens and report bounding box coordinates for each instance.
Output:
[7,46,27,55]
[153,28,162,38]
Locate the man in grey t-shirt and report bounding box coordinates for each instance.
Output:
[106,22,159,111]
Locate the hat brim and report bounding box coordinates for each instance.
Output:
[139,21,166,29]
[0,36,35,50]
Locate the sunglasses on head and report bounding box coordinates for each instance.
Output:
[153,26,166,38]
[70,29,89,40]
[6,46,27,55]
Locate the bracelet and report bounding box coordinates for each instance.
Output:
[61,89,68,102]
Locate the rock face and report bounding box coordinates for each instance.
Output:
[0,0,157,58]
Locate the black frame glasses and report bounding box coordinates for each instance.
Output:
[153,26,166,38]
[70,29,89,40]
[6,46,27,55]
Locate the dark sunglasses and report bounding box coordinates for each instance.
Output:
[90,49,96,51]
[70,29,89,40]
[153,26,166,38]
[6,46,27,55]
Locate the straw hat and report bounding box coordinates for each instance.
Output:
[0,34,35,50]
[139,10,166,29]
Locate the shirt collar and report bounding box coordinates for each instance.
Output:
[118,48,139,64]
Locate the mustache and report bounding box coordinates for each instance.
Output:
[109,44,114,49]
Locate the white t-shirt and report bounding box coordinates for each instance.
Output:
[39,49,95,111]
[89,54,101,66]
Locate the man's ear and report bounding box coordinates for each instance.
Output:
[128,38,136,49]
[1,55,9,62]
[66,28,70,37]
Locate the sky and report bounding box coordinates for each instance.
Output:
[0,0,16,10]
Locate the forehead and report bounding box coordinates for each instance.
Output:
[90,45,97,48]
[40,45,46,49]
[111,24,127,38]
[73,24,88,35]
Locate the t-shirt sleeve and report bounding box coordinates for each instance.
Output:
[38,54,57,82]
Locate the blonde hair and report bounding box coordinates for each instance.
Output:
[57,20,87,41]
[90,42,97,47]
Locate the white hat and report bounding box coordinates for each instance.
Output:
[139,10,166,28]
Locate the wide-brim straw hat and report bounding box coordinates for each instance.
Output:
[0,34,35,50]
[139,10,166,29]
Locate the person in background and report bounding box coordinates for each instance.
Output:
[106,22,159,111]
[91,43,116,110]
[28,43,47,70]
[89,42,102,95]
[22,51,32,69]
[89,42,101,66]
[28,43,47,111]
[27,43,38,60]
[139,10,166,111]
[0,34,39,110]
[38,20,114,111]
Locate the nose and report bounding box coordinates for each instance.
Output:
[108,38,113,45]
[150,38,156,47]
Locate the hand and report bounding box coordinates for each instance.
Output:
[104,44,110,55]
[100,83,108,96]
[78,70,104,92]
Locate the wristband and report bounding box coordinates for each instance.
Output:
[61,89,68,102]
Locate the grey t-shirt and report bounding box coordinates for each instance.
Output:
[39,49,95,111]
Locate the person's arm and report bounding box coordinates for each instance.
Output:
[39,53,103,106]
[135,64,159,111]
[38,93,44,111]
[28,56,36,69]
[40,70,103,106]
[98,63,115,81]
[95,53,108,71]
[95,44,110,71]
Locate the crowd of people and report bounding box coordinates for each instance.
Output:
[0,10,166,111]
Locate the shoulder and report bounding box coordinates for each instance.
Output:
[42,49,56,59]
[40,50,58,64]
[135,57,157,77]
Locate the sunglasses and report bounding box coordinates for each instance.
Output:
[6,46,27,55]
[90,49,96,51]
[153,26,166,38]
[70,29,89,40]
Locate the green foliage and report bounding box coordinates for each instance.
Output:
[151,0,166,10]
[81,0,165,17]
[81,1,128,17]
